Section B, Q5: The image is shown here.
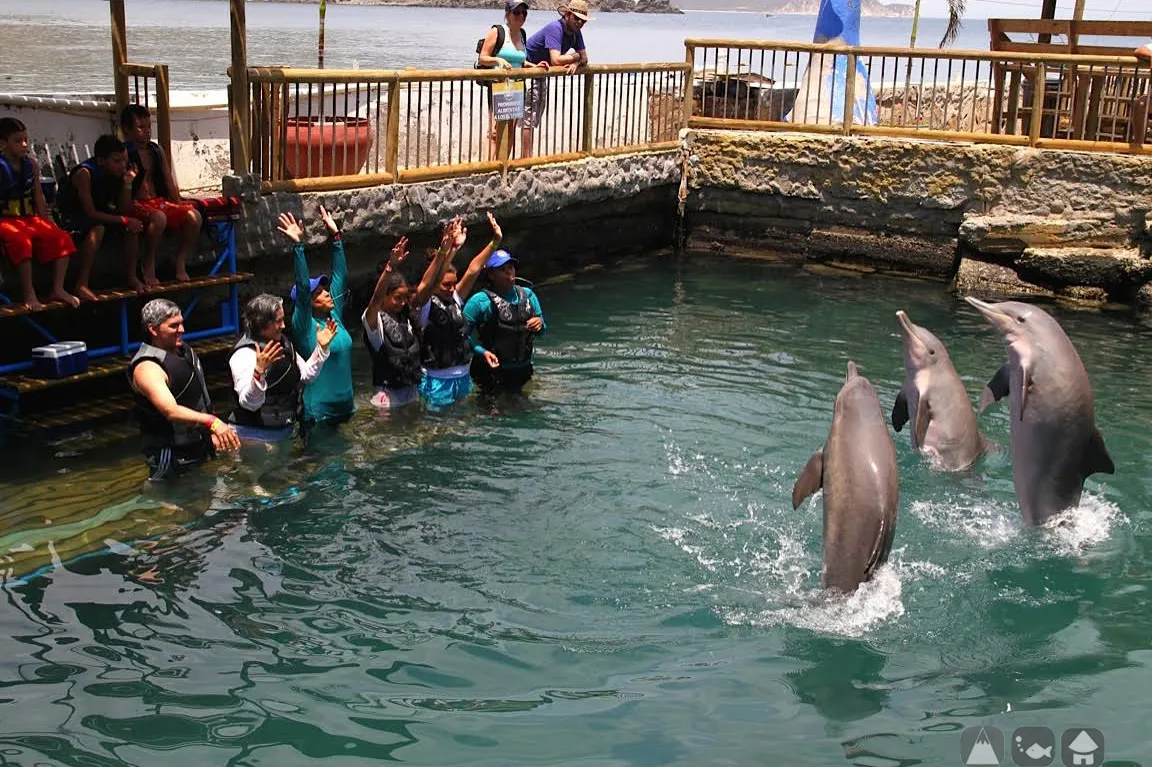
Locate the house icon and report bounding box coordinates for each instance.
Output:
[1062,729,1102,766]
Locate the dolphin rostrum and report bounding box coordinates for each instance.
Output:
[892,310,987,471]
[964,297,1114,525]
[792,361,900,594]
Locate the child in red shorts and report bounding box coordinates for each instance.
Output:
[0,117,78,311]
[120,105,202,286]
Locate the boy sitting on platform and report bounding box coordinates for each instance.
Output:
[0,117,79,311]
[59,134,150,299]
[120,104,202,286]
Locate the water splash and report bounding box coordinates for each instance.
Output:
[1039,493,1124,557]
[909,496,1021,549]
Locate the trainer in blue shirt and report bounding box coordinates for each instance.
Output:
[521,0,592,158]
[462,249,546,395]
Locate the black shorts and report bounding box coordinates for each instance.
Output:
[470,358,533,394]
[145,440,214,481]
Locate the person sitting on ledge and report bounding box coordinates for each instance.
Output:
[0,117,79,310]
[129,298,240,481]
[58,134,151,300]
[228,293,337,442]
[120,104,203,286]
[463,247,546,396]
[277,206,355,431]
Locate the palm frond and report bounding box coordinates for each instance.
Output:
[939,0,967,48]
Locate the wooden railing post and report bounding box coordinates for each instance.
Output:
[842,51,858,135]
[230,0,251,175]
[154,65,173,165]
[683,43,695,129]
[1028,62,1047,145]
[582,71,595,154]
[110,0,129,112]
[385,77,401,177]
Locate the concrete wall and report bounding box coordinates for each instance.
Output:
[682,130,1152,301]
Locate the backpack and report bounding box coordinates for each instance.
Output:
[475,24,527,70]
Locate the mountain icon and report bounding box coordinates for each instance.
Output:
[966,727,1003,765]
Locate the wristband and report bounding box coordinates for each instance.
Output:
[253,369,263,382]
[121,216,130,227]
[331,232,342,242]
[209,417,228,434]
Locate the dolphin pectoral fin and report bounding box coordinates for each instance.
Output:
[1083,427,1115,477]
[891,390,909,433]
[913,396,931,450]
[863,516,897,582]
[1018,363,1032,420]
[791,450,824,510]
[979,364,1011,414]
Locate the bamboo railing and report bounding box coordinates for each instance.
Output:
[243,63,690,193]
[684,39,1152,154]
[120,62,173,162]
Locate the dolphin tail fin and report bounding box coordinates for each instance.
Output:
[979,363,1011,414]
[1083,427,1115,477]
[792,450,824,510]
[891,389,909,432]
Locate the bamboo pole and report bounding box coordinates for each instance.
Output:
[582,72,596,153]
[230,0,251,175]
[683,43,695,130]
[262,172,395,194]
[385,78,401,177]
[680,40,1140,66]
[246,63,690,84]
[155,65,173,165]
[590,141,680,158]
[842,53,858,136]
[1028,62,1047,145]
[110,0,128,111]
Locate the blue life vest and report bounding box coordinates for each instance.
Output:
[0,154,35,217]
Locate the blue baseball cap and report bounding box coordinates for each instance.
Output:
[485,250,518,269]
[289,274,329,302]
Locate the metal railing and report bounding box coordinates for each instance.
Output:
[120,62,173,161]
[242,63,690,193]
[685,39,1152,153]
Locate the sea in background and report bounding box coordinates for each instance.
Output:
[4,0,1007,94]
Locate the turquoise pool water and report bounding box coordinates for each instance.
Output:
[1,256,1150,765]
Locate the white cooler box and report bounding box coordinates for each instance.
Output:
[31,342,89,379]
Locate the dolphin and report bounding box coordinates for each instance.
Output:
[964,297,1114,525]
[792,361,900,594]
[891,310,987,471]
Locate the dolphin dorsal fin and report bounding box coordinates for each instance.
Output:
[1083,427,1115,478]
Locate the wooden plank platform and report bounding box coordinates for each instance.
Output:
[16,370,233,433]
[0,272,253,319]
[0,336,236,395]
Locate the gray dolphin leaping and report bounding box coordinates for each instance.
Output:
[964,297,1114,525]
[892,310,987,471]
[792,361,900,594]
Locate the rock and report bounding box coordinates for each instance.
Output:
[958,214,1131,257]
[952,258,1053,298]
[1016,246,1152,290]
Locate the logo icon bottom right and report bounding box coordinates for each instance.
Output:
[1060,729,1104,767]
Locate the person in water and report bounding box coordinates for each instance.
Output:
[277,206,356,430]
[228,293,337,441]
[416,211,505,408]
[129,298,241,480]
[0,117,79,310]
[463,247,546,395]
[361,219,466,409]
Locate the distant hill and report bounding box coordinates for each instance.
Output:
[677,0,914,15]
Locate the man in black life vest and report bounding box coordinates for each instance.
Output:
[129,298,240,480]
[462,249,546,394]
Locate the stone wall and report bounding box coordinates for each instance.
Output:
[683,130,1152,302]
[225,150,682,298]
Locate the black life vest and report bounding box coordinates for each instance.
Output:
[58,158,118,220]
[229,334,302,429]
[126,140,171,200]
[0,154,35,217]
[129,343,212,452]
[365,310,423,389]
[421,294,471,370]
[478,287,535,366]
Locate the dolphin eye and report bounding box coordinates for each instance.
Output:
[929,348,936,355]
[1016,316,1026,324]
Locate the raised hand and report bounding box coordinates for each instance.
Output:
[389,235,410,268]
[486,210,502,243]
[452,216,468,249]
[254,340,285,376]
[319,204,340,236]
[316,317,338,350]
[124,163,138,185]
[276,212,304,243]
